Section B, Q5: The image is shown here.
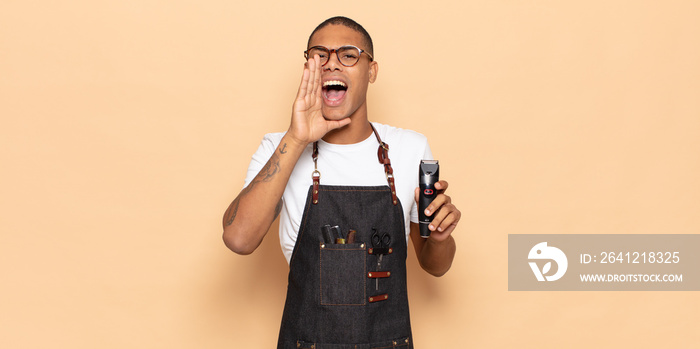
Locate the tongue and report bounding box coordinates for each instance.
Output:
[325,89,346,101]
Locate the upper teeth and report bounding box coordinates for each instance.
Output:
[323,80,346,87]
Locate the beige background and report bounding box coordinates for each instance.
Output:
[1,0,699,348]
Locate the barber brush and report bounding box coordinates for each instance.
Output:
[346,229,356,244]
[418,160,439,238]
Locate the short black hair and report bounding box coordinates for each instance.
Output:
[307,16,374,56]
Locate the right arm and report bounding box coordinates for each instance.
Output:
[222,55,350,255]
[222,134,305,254]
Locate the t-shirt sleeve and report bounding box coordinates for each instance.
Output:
[409,139,434,223]
[243,133,282,189]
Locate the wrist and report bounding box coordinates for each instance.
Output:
[285,125,313,146]
[427,233,454,246]
[280,133,310,153]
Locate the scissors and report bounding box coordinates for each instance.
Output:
[371,229,392,290]
[370,228,392,255]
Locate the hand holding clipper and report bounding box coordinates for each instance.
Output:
[418,160,439,238]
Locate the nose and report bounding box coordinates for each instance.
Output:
[323,49,343,71]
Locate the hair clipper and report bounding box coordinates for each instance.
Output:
[419,160,439,238]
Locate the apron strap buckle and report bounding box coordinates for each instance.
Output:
[312,170,320,204]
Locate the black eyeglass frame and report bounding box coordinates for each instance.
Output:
[303,45,374,67]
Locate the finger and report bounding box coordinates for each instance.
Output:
[428,203,450,230]
[430,203,461,233]
[437,210,460,235]
[435,180,449,192]
[325,117,352,131]
[424,193,451,217]
[307,57,317,99]
[310,55,321,98]
[296,61,311,100]
[431,214,459,241]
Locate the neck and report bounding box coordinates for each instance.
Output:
[322,107,373,145]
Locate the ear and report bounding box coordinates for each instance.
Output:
[369,61,379,83]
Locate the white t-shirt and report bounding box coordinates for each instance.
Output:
[244,122,433,263]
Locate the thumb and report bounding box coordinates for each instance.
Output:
[326,117,352,132]
[414,187,419,203]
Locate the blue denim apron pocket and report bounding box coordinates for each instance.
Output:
[319,242,367,305]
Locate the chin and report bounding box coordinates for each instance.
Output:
[322,108,350,121]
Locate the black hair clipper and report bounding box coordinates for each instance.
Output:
[419,160,439,238]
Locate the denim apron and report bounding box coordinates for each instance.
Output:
[277,126,413,349]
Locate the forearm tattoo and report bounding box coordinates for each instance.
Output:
[223,144,286,227]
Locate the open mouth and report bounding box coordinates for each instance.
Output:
[322,80,347,104]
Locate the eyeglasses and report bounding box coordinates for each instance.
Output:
[304,45,374,67]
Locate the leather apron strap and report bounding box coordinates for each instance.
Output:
[312,123,398,205]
